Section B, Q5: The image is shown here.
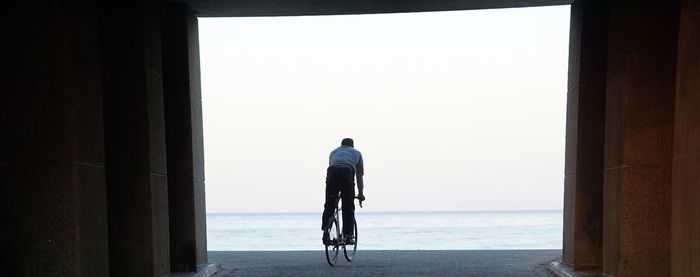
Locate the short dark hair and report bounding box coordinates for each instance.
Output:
[341,138,354,147]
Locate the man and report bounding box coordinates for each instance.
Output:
[322,138,365,245]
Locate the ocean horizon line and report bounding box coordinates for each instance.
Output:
[207,209,563,216]
[207,209,563,250]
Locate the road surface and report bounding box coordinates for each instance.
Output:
[209,250,560,276]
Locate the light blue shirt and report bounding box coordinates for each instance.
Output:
[329,145,364,176]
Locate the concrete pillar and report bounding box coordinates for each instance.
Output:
[100,2,171,276]
[161,3,208,272]
[671,0,700,275]
[562,0,608,271]
[0,3,109,276]
[602,1,679,276]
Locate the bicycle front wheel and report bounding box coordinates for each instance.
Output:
[325,217,340,266]
[344,217,358,261]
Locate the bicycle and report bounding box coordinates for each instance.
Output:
[324,194,363,266]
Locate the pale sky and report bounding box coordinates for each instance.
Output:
[199,5,571,213]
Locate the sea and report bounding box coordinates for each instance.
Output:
[207,210,563,251]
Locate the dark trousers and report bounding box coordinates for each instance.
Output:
[321,165,356,236]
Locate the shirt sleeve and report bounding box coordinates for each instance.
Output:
[356,152,364,176]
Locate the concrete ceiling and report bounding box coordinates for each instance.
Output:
[181,0,572,17]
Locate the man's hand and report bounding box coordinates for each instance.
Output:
[357,194,366,202]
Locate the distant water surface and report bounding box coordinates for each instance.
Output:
[207,211,562,251]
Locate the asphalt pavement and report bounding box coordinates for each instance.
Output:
[209,250,560,276]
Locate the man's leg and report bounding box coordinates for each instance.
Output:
[340,168,356,237]
[321,166,340,230]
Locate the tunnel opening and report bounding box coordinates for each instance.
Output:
[198,6,570,251]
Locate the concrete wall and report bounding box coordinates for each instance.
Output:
[1,1,207,276]
[602,1,678,275]
[1,2,110,276]
[100,2,171,275]
[672,0,700,276]
[161,2,208,272]
[562,0,700,276]
[562,0,607,270]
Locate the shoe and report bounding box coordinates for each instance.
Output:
[322,231,330,245]
[344,236,355,245]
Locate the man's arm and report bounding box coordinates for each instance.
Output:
[356,174,364,195]
[356,153,365,201]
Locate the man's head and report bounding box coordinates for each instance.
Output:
[341,138,354,147]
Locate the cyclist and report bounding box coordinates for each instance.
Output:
[322,138,365,245]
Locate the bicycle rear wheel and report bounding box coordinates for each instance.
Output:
[344,217,358,261]
[325,217,340,266]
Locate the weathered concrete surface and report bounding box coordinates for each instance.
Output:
[602,1,679,276]
[562,0,607,270]
[0,2,109,276]
[100,2,171,276]
[209,250,559,276]
[161,2,209,272]
[672,0,700,276]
